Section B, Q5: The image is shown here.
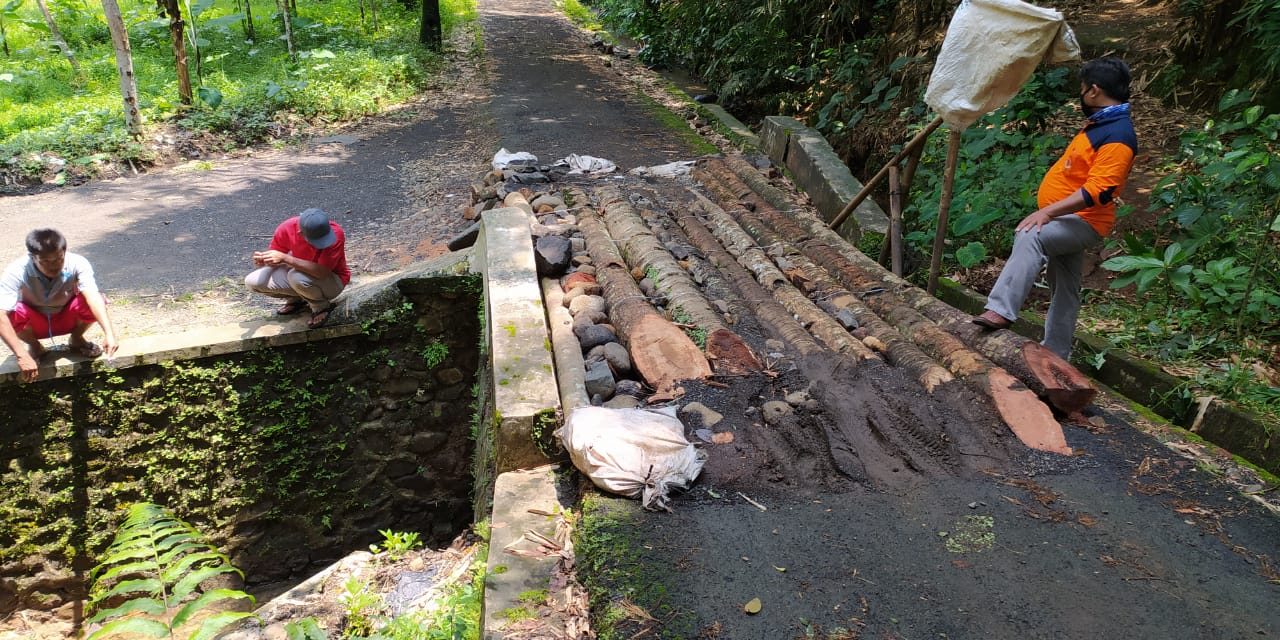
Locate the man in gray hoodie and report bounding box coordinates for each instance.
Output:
[0,229,119,382]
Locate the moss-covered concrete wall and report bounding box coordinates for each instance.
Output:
[0,276,482,619]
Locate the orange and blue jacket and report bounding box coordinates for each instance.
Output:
[1037,109,1137,237]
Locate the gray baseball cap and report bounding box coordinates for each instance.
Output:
[299,208,337,249]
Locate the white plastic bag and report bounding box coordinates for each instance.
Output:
[554,154,618,175]
[492,148,538,171]
[557,406,706,511]
[627,160,696,179]
[924,0,1081,131]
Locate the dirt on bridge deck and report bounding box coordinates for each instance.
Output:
[532,163,1280,640]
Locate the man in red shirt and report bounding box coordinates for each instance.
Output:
[245,208,350,328]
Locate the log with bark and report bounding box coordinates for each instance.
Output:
[693,169,953,391]
[719,155,1097,414]
[570,188,710,394]
[595,186,759,374]
[687,188,880,363]
[673,200,1004,486]
[700,159,1071,455]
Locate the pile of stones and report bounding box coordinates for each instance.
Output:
[460,168,647,410]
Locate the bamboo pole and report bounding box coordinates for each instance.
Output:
[927,128,962,295]
[828,116,943,231]
[889,166,903,277]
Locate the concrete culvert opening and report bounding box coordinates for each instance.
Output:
[0,273,484,637]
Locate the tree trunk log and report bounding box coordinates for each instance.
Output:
[720,155,1097,413]
[100,0,141,135]
[573,190,710,393]
[595,187,760,374]
[696,171,954,391]
[688,185,880,363]
[158,0,192,104]
[35,0,80,80]
[420,0,442,49]
[701,159,1070,455]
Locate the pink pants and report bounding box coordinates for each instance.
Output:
[7,294,97,338]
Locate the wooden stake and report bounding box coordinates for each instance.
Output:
[927,128,962,295]
[889,166,903,277]
[828,116,943,231]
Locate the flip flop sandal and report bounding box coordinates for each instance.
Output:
[308,305,336,329]
[277,300,308,316]
[70,341,103,358]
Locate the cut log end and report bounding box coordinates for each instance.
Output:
[705,328,761,375]
[1022,343,1098,413]
[628,314,712,392]
[986,369,1071,456]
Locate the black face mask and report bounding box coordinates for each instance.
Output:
[1080,91,1100,117]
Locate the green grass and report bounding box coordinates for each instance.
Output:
[0,0,477,175]
[555,0,601,30]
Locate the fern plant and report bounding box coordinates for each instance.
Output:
[86,502,257,640]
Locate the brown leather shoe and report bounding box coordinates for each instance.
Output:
[972,310,1012,330]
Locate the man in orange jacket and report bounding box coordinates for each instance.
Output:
[973,57,1136,360]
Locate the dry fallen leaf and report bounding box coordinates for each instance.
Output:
[743,598,762,615]
[711,432,735,444]
[1077,513,1098,527]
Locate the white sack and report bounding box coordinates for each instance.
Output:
[554,154,618,175]
[627,160,696,179]
[557,406,706,511]
[492,148,538,171]
[924,0,1080,131]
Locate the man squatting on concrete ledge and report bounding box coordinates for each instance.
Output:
[245,208,350,329]
[0,229,120,383]
[973,57,1137,360]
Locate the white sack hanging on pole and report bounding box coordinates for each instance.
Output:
[924,0,1081,131]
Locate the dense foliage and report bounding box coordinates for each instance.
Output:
[0,0,476,180]
[580,0,1280,417]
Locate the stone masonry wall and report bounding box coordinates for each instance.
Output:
[0,276,482,619]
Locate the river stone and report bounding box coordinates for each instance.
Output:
[383,377,420,397]
[563,285,603,309]
[436,367,465,385]
[680,402,723,428]
[535,235,572,277]
[446,222,480,251]
[572,309,607,331]
[615,379,645,398]
[638,277,656,297]
[587,341,631,375]
[568,294,606,316]
[761,401,793,425]
[562,271,598,292]
[577,265,596,276]
[575,323,617,351]
[603,395,641,409]
[584,359,616,400]
[531,194,566,210]
[570,236,586,253]
[572,255,593,266]
[834,308,859,330]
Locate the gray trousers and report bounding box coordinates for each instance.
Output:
[245,266,344,312]
[985,214,1101,359]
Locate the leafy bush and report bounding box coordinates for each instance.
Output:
[0,0,478,176]
[86,502,256,640]
[1105,91,1280,339]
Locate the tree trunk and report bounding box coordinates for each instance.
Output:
[595,187,760,374]
[571,189,711,394]
[687,186,880,363]
[100,0,141,136]
[701,159,1071,455]
[156,0,192,104]
[241,0,256,42]
[1,16,10,57]
[419,0,441,49]
[34,0,80,79]
[720,155,1098,414]
[696,173,954,391]
[275,0,295,61]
